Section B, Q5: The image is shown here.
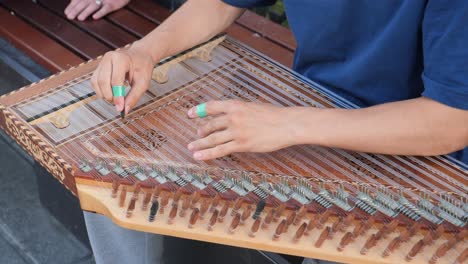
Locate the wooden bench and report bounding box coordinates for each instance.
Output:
[0,0,295,73]
[0,0,299,262]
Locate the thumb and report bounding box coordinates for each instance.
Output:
[124,77,150,115]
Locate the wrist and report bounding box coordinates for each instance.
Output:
[285,106,331,147]
[130,37,167,66]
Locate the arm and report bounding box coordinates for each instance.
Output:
[186,97,468,160]
[296,97,468,156]
[133,0,244,64]
[91,0,244,113]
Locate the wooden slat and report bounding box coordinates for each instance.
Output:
[107,9,155,37]
[1,0,109,59]
[0,7,83,73]
[38,0,137,48]
[127,0,172,24]
[237,11,296,51]
[225,24,293,67]
[127,0,294,67]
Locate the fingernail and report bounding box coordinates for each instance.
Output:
[125,105,130,115]
[193,152,203,160]
[115,105,120,112]
[187,143,194,151]
[188,108,194,117]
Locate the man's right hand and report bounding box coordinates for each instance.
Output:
[91,43,155,114]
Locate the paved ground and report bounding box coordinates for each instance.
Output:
[0,38,95,264]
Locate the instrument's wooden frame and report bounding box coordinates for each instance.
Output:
[0,35,466,264]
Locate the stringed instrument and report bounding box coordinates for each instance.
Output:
[0,35,466,264]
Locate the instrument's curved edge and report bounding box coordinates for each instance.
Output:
[77,182,439,264]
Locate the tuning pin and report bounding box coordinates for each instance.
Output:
[430,225,444,243]
[253,199,266,220]
[338,232,353,252]
[132,183,141,200]
[240,205,253,225]
[111,179,120,198]
[382,236,402,258]
[210,194,221,212]
[180,195,191,217]
[315,226,331,248]
[160,194,169,214]
[284,210,297,233]
[191,191,201,208]
[126,198,137,218]
[317,210,333,229]
[207,209,219,231]
[218,201,231,223]
[149,200,159,222]
[352,221,365,238]
[142,192,152,211]
[293,206,307,226]
[231,198,243,216]
[331,217,344,234]
[405,239,425,261]
[199,199,210,219]
[152,186,161,200]
[430,231,466,264]
[305,215,319,236]
[172,189,183,205]
[188,208,200,229]
[119,186,127,207]
[273,219,287,241]
[341,214,354,232]
[167,204,178,225]
[262,209,275,230]
[228,213,241,234]
[249,217,262,237]
[361,234,378,255]
[293,222,307,243]
[453,248,468,264]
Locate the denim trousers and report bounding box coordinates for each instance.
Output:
[84,212,338,264]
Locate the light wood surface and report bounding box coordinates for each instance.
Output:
[77,182,460,264]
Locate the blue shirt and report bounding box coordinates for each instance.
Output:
[223,0,468,163]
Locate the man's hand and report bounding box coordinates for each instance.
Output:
[65,0,130,21]
[91,43,155,114]
[187,100,303,160]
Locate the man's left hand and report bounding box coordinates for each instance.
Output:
[187,100,301,160]
[65,0,130,21]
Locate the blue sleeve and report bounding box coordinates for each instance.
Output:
[421,0,468,110]
[222,0,276,8]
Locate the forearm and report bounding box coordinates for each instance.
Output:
[294,97,468,155]
[133,0,243,63]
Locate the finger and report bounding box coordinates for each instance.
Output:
[96,54,113,102]
[66,0,88,20]
[92,4,112,20]
[91,63,103,99]
[193,141,238,160]
[188,100,240,119]
[64,0,80,16]
[111,53,130,112]
[188,130,232,152]
[124,77,150,115]
[197,116,229,137]
[77,2,100,21]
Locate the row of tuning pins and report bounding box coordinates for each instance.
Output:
[357,217,467,263]
[110,181,467,263]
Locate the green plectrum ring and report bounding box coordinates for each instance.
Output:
[196,103,207,118]
[112,85,126,97]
